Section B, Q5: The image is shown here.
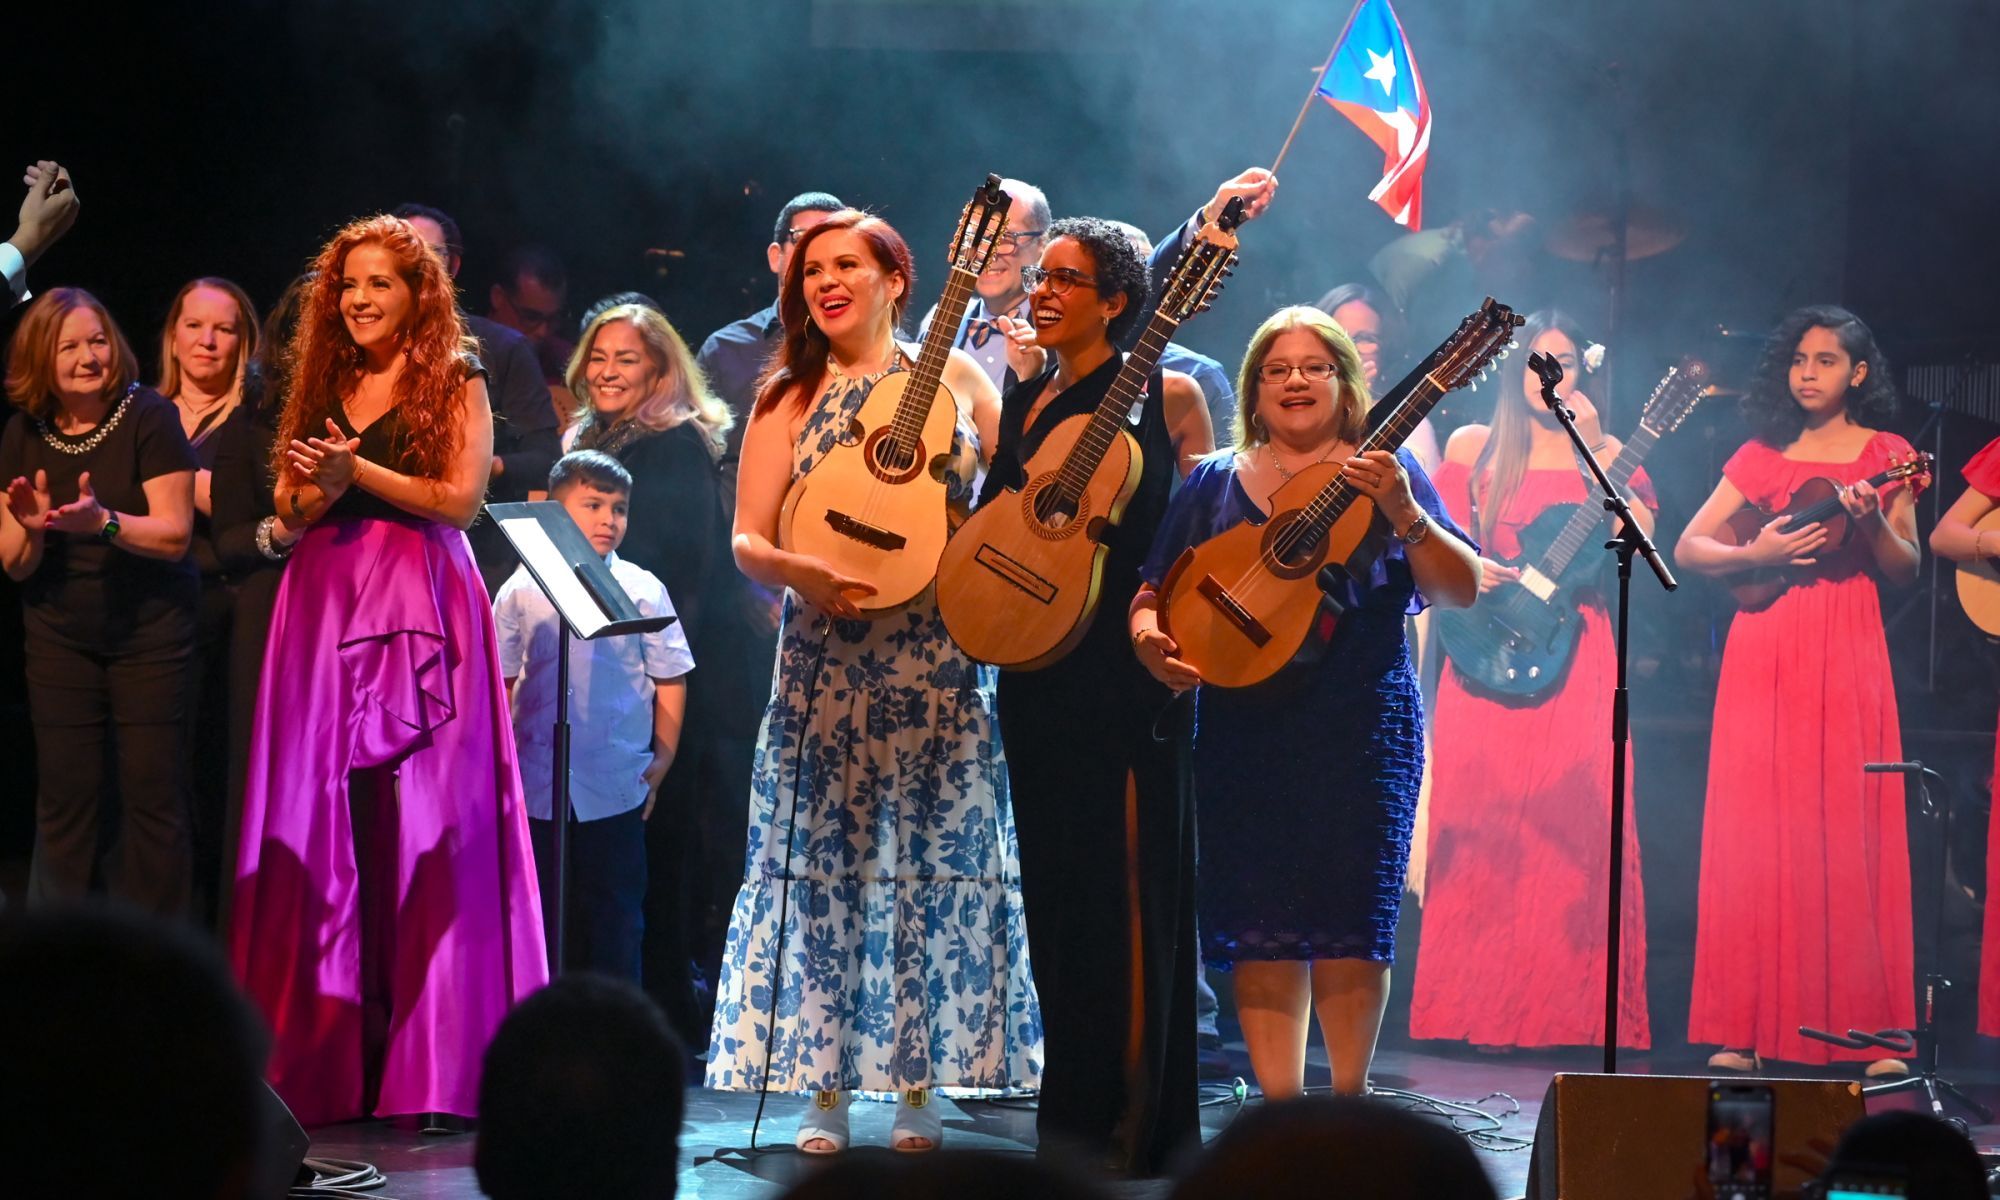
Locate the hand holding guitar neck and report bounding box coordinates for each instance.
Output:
[1528,350,1675,593]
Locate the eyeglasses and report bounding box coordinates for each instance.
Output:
[992,229,1047,258]
[782,226,815,244]
[1257,361,1341,384]
[1021,265,1098,297]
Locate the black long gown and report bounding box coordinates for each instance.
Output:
[977,354,1198,1174]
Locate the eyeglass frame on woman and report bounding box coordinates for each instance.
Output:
[1256,361,1341,384]
[1021,264,1099,296]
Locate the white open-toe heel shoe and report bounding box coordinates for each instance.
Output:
[796,1091,850,1155]
[891,1088,942,1153]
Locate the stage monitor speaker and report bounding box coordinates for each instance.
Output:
[256,1081,312,1198]
[1525,1073,1864,1200]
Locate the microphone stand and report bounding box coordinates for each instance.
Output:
[1528,351,1675,1073]
[1800,762,1991,1127]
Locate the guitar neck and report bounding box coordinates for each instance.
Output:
[1049,311,1183,502]
[1537,425,1657,580]
[1291,366,1451,549]
[889,265,982,452]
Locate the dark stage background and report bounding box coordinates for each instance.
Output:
[4,0,1998,1054]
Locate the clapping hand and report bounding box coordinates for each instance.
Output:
[5,470,52,531]
[12,161,78,267]
[287,418,362,491]
[46,471,109,535]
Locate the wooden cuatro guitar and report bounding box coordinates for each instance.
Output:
[1433,356,1710,699]
[1159,298,1524,689]
[936,198,1247,669]
[777,175,1012,618]
[1710,451,1933,609]
[1956,509,2000,636]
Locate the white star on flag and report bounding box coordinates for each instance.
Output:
[1364,48,1397,97]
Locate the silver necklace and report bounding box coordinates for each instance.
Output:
[38,384,136,455]
[1265,439,1340,482]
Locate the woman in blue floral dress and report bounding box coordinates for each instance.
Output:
[706,209,1041,1153]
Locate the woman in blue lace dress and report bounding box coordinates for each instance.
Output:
[706,209,1040,1153]
[1129,306,1478,1100]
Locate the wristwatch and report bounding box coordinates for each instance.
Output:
[1396,512,1431,545]
[97,510,122,543]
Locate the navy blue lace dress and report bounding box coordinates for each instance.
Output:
[1140,449,1472,966]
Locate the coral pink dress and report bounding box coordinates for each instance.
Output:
[1686,432,1917,1064]
[1961,439,2000,1037]
[1410,461,1651,1048]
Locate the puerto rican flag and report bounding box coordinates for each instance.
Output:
[1315,0,1430,229]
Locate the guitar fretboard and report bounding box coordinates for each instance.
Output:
[1048,314,1184,506]
[887,264,983,459]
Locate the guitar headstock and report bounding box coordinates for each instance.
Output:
[1154,197,1246,325]
[1428,298,1525,392]
[1636,356,1711,437]
[948,174,1013,277]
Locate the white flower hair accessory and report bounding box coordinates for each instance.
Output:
[1583,342,1606,373]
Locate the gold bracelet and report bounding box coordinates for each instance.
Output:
[352,456,367,488]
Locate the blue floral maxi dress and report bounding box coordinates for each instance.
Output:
[705,364,1044,1094]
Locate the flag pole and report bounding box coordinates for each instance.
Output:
[1269,0,1365,174]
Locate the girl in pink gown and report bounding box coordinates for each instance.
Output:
[1676,305,1920,1069]
[229,215,546,1125]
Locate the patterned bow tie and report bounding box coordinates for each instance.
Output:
[965,317,1003,350]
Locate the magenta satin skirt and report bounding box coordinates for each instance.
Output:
[229,515,547,1126]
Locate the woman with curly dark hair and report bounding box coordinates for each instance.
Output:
[1675,305,1921,1074]
[229,215,546,1126]
[976,216,1211,1173]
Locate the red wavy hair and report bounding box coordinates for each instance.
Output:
[753,209,915,416]
[273,214,477,484]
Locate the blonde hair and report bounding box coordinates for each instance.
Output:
[566,305,733,459]
[1232,305,1370,452]
[155,277,260,425]
[5,288,139,421]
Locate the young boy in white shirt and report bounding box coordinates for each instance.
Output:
[494,450,694,980]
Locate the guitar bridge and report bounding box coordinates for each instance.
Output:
[823,510,907,551]
[1196,575,1271,647]
[973,544,1057,605]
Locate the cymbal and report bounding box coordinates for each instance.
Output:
[1544,203,1685,263]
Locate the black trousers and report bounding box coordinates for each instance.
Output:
[999,670,1200,1176]
[187,577,235,928]
[24,608,194,916]
[531,805,648,981]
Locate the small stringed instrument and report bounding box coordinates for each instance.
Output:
[777,175,1012,618]
[936,199,1247,669]
[1955,509,2000,636]
[1159,298,1524,689]
[1710,451,1933,609]
[1434,356,1710,699]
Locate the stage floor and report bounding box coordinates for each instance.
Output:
[298,1041,2000,1199]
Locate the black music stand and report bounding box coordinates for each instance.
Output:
[1528,351,1676,1073]
[488,500,675,975]
[1800,761,1992,1128]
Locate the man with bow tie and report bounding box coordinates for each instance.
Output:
[918,177,1050,394]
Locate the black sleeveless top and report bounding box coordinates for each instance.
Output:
[320,357,485,524]
[978,351,1177,688]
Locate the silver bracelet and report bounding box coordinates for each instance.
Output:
[255,515,295,562]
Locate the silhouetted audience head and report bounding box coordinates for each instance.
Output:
[1818,1111,1987,1200]
[0,904,271,1200]
[778,1148,1112,1200]
[477,972,688,1200]
[1169,1097,1497,1200]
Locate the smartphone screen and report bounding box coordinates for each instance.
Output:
[1706,1084,1775,1200]
[1825,1184,1909,1198]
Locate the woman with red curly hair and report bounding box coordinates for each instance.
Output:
[228,215,547,1126]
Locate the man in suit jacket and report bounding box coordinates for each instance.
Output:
[396,203,563,596]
